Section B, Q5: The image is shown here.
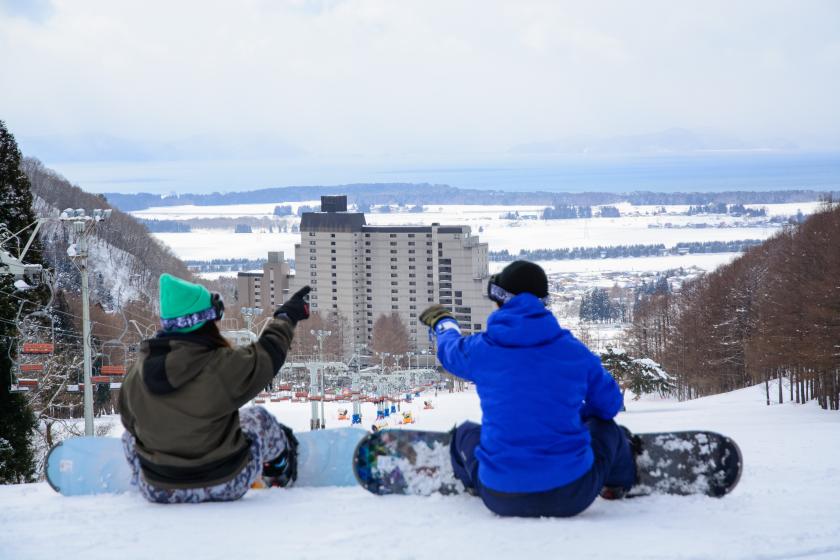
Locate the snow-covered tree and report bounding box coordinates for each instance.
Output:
[601,347,675,400]
[0,120,48,483]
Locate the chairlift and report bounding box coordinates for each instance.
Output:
[21,342,54,354]
[18,314,55,364]
[100,339,128,377]
[18,309,56,352]
[8,310,55,391]
[73,379,120,392]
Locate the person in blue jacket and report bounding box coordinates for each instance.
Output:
[419,260,636,517]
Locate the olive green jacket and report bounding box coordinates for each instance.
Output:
[118,318,295,489]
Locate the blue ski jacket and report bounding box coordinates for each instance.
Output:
[434,293,623,493]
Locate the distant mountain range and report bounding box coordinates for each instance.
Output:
[509,128,798,155]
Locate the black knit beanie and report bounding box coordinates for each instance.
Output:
[495,260,548,298]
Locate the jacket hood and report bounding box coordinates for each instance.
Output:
[485,293,565,348]
[139,333,220,395]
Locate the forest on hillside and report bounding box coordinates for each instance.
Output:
[103,183,839,212]
[627,201,840,410]
[490,240,765,262]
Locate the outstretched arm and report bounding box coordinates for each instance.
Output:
[218,286,311,409]
[217,318,296,409]
[420,304,478,382]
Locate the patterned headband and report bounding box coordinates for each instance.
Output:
[160,307,220,331]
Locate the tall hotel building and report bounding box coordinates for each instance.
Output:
[290,195,495,355]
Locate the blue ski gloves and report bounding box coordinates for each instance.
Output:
[274,286,311,325]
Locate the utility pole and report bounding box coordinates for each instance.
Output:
[311,329,331,430]
[307,363,320,430]
[61,207,111,436]
[351,345,364,425]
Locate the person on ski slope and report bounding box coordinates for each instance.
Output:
[119,273,311,503]
[419,260,636,517]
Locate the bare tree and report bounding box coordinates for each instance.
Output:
[370,312,410,365]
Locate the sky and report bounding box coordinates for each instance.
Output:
[1,0,839,192]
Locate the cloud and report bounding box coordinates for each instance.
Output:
[0,0,53,23]
[1,0,839,162]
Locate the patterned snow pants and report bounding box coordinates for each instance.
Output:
[121,406,288,504]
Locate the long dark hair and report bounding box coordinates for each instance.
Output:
[193,320,232,348]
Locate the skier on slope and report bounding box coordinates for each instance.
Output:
[419,260,637,517]
[119,274,311,504]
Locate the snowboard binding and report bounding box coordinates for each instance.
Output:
[261,426,299,488]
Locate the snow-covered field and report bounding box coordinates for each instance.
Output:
[136,202,819,267]
[3,382,839,560]
[490,253,740,275]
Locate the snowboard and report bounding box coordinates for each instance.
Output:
[353,429,742,498]
[46,427,368,496]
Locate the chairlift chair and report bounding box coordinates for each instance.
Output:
[100,339,128,377]
[21,342,54,354]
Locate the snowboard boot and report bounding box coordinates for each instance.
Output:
[622,425,644,458]
[600,425,643,501]
[261,425,299,488]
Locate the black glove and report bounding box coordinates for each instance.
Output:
[262,424,299,488]
[419,304,455,328]
[275,286,311,325]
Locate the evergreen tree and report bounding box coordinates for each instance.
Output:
[600,347,675,400]
[579,287,617,322]
[0,120,48,483]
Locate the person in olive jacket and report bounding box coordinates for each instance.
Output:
[119,273,311,504]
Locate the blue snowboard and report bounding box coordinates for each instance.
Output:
[46,427,368,496]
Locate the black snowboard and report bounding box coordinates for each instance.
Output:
[353,429,742,498]
[627,431,742,498]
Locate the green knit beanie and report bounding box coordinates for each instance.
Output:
[159,273,212,333]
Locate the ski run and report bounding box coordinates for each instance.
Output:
[2,379,839,560]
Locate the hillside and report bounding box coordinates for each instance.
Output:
[18,158,207,342]
[628,201,840,409]
[1,383,839,560]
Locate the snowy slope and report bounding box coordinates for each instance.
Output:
[2,382,840,560]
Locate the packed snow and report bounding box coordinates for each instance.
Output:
[2,381,839,560]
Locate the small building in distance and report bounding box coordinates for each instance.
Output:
[236,251,292,315]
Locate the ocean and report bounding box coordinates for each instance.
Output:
[44,151,840,195]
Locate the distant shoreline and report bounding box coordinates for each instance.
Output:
[33,150,840,204]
